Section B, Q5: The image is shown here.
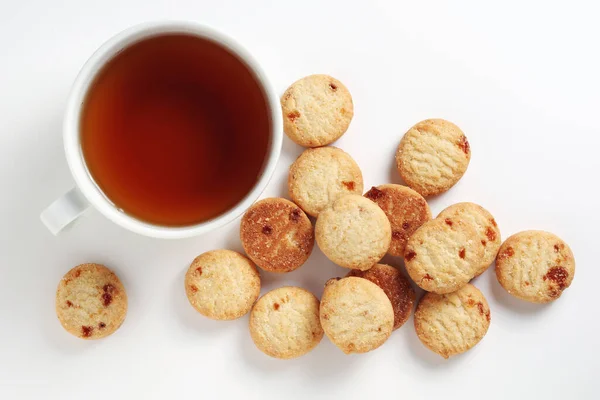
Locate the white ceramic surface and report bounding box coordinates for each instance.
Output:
[41,21,283,238]
[0,1,598,399]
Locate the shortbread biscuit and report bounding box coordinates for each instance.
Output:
[281,74,354,147]
[240,198,314,273]
[315,194,391,270]
[185,250,260,320]
[404,217,484,294]
[437,202,501,276]
[414,283,491,359]
[347,264,415,330]
[364,184,431,256]
[495,231,575,303]
[395,119,471,196]
[249,287,323,359]
[55,263,127,339]
[289,147,363,217]
[320,277,393,354]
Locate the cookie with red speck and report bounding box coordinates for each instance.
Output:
[240,198,314,273]
[249,286,323,359]
[364,184,431,256]
[315,194,391,271]
[395,119,471,196]
[289,146,363,217]
[55,263,127,340]
[281,74,354,147]
[414,283,491,359]
[437,202,501,276]
[185,250,260,320]
[320,277,393,354]
[495,230,575,303]
[404,217,484,294]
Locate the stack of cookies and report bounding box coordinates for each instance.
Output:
[54,74,575,363]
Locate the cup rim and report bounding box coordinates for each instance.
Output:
[63,21,283,239]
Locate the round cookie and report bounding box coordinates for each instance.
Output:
[364,184,431,256]
[414,283,491,359]
[55,263,127,340]
[240,198,314,273]
[495,231,575,303]
[289,147,364,217]
[315,194,391,270]
[438,202,501,276]
[185,250,260,320]
[404,216,484,294]
[249,287,323,359]
[395,119,471,197]
[281,74,354,147]
[320,277,393,354]
[347,264,415,330]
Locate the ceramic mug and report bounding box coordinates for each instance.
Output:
[40,21,282,239]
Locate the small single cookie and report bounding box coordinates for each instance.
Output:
[240,198,314,273]
[347,264,415,330]
[414,283,491,359]
[315,194,391,270]
[364,184,431,256]
[395,119,471,196]
[281,74,354,147]
[249,287,323,359]
[185,250,260,320]
[437,202,501,276]
[404,217,484,294]
[55,263,127,340]
[495,231,575,303]
[320,277,393,354]
[289,147,364,217]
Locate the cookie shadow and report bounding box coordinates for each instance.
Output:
[487,268,552,315]
[170,265,236,336]
[387,154,407,186]
[403,320,482,369]
[222,221,245,255]
[42,315,99,355]
[238,325,361,380]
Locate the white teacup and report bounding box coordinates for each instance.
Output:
[41,21,282,239]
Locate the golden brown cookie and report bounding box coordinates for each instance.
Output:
[414,283,491,359]
[495,231,575,303]
[249,287,323,359]
[289,147,363,217]
[281,74,354,147]
[315,194,391,270]
[55,263,127,340]
[404,216,484,294]
[240,198,314,273]
[364,184,431,256]
[347,264,415,330]
[395,119,471,197]
[185,250,260,320]
[320,277,393,354]
[437,202,501,276]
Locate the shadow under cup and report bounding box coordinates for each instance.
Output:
[80,33,272,227]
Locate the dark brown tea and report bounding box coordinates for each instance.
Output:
[81,34,270,226]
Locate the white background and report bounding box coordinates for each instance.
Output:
[1,1,598,399]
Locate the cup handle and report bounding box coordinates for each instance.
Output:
[40,187,90,235]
